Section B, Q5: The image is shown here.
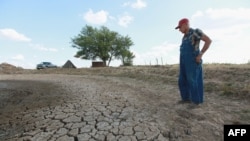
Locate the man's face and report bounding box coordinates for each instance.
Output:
[179,23,186,34]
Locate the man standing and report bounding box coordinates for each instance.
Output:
[175,18,212,106]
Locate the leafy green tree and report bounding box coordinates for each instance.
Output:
[71,25,134,66]
[121,50,135,66]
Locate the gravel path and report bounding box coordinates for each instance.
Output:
[0,74,249,141]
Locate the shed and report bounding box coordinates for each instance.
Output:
[92,61,105,67]
[62,60,76,68]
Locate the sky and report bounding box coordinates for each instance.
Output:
[1,0,250,69]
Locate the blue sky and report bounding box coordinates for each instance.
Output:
[1,0,250,68]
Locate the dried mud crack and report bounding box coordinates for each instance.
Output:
[0,73,249,141]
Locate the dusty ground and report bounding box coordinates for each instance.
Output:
[0,64,249,141]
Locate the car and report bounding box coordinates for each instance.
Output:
[36,62,57,69]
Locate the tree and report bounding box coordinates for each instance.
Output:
[121,50,135,66]
[71,25,134,66]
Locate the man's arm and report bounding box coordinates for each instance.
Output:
[200,33,212,55]
[196,33,212,63]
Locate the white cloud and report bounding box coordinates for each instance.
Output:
[123,2,130,7]
[11,54,24,60]
[84,9,109,25]
[133,42,179,65]
[132,0,147,9]
[206,8,250,20]
[191,8,250,64]
[192,8,250,27]
[191,10,203,19]
[29,43,58,52]
[123,0,147,9]
[0,28,31,42]
[118,14,134,27]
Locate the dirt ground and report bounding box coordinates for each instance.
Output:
[0,64,249,141]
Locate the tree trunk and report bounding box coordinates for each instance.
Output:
[107,56,113,67]
[102,60,107,67]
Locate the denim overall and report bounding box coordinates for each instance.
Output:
[178,29,203,104]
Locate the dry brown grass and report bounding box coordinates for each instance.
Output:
[1,63,250,101]
[203,64,250,100]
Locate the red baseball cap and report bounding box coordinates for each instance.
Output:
[175,18,189,29]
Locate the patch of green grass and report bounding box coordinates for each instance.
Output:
[219,83,250,101]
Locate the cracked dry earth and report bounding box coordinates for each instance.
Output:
[0,74,249,141]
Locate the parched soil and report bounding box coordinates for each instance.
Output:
[0,65,249,141]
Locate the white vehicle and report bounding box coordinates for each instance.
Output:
[36,62,57,70]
